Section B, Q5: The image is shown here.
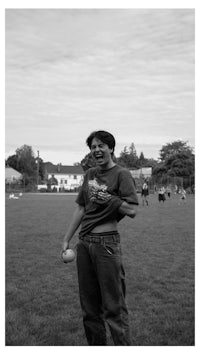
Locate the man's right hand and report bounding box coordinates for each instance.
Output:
[118,201,137,218]
[62,240,69,252]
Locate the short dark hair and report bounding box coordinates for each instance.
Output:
[86,130,116,154]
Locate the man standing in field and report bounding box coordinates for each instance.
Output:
[62,130,139,345]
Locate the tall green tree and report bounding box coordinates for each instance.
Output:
[138,152,147,167]
[145,158,158,169]
[155,140,195,177]
[6,145,40,185]
[15,145,37,177]
[6,154,18,170]
[165,151,194,177]
[117,143,139,168]
[159,140,193,162]
[152,162,167,177]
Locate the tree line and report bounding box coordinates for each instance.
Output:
[5,140,195,189]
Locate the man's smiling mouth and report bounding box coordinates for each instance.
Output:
[95,155,104,162]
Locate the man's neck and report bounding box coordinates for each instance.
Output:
[98,161,116,171]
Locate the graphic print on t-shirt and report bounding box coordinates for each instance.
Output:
[88,178,110,202]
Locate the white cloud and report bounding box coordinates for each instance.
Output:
[5,8,195,164]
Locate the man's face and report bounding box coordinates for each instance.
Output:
[91,137,113,168]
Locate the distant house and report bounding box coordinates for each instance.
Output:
[44,163,84,191]
[128,167,152,193]
[5,167,22,183]
[129,167,152,179]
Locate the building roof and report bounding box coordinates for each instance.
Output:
[5,167,22,179]
[45,164,84,175]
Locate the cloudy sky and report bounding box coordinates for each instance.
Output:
[5,8,195,165]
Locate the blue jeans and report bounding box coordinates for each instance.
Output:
[76,231,131,345]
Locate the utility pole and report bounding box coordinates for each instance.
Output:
[37,150,39,188]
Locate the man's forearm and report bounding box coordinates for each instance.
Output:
[118,201,137,218]
[94,192,137,219]
[63,205,85,243]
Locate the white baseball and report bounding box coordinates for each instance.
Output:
[62,249,76,263]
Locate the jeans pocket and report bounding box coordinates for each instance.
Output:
[103,242,121,256]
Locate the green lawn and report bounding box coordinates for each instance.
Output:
[5,192,195,345]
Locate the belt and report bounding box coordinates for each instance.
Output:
[79,231,120,244]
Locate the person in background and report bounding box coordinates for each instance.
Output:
[179,188,186,203]
[166,185,171,198]
[158,186,166,203]
[62,130,139,346]
[141,181,149,206]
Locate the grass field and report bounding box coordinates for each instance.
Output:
[5,192,195,346]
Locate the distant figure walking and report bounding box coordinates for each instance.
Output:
[158,186,166,203]
[141,182,149,206]
[166,186,171,198]
[179,188,186,203]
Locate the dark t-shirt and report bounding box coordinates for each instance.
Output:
[76,164,138,237]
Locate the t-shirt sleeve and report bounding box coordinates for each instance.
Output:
[75,172,87,207]
[118,169,139,205]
